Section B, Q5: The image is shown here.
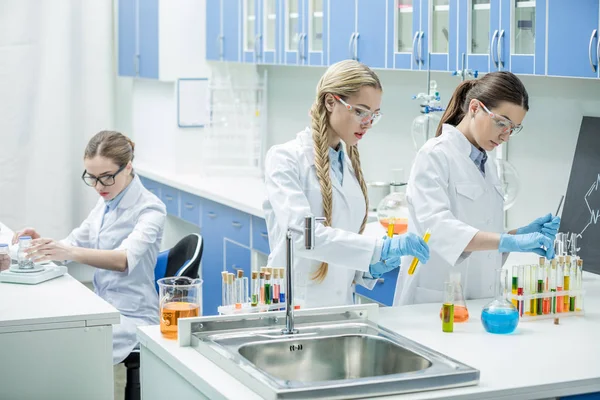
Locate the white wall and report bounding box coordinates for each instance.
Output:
[260,65,600,229]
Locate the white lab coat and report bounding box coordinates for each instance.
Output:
[394,124,505,306]
[62,174,166,364]
[263,128,379,309]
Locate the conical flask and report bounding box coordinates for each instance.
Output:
[439,272,469,322]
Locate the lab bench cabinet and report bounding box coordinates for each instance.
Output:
[118,0,159,78]
[139,176,270,316]
[206,0,242,62]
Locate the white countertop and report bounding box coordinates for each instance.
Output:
[138,270,600,399]
[0,222,120,333]
[135,164,267,218]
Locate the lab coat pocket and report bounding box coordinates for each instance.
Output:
[455,182,485,201]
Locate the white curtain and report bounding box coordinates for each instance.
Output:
[0,0,115,248]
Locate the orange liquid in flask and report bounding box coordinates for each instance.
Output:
[439,305,469,322]
[379,218,408,235]
[160,302,200,339]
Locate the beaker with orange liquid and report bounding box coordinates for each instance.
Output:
[439,272,469,322]
[158,276,203,339]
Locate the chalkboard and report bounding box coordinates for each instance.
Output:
[560,116,600,274]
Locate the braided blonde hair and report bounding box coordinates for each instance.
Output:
[310,60,382,283]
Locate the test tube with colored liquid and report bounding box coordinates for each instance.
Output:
[569,256,577,312]
[543,261,551,315]
[550,259,557,314]
[264,272,272,305]
[259,271,266,304]
[517,265,524,317]
[576,259,583,311]
[250,271,259,307]
[512,266,519,309]
[523,265,531,315]
[279,268,286,304]
[529,264,537,316]
[564,256,571,312]
[556,257,564,313]
[387,217,395,238]
[537,258,545,315]
[272,268,280,304]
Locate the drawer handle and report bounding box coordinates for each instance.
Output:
[184,203,195,210]
[231,221,242,228]
[377,278,385,284]
[208,212,217,218]
[260,232,268,239]
[165,195,173,201]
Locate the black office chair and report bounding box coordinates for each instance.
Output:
[122,233,204,400]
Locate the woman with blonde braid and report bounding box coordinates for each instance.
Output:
[263,60,429,309]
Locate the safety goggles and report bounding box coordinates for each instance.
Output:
[479,101,523,136]
[334,95,382,126]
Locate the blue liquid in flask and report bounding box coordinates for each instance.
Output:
[481,308,519,334]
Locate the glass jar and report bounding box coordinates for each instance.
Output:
[0,244,10,272]
[17,236,34,270]
[481,268,519,334]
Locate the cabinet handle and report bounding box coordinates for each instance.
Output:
[377,278,385,284]
[353,32,360,61]
[490,30,499,68]
[412,31,419,65]
[184,203,194,210]
[165,195,173,201]
[348,32,356,59]
[260,232,268,239]
[418,31,424,63]
[134,54,140,75]
[208,212,217,218]
[589,29,598,73]
[231,221,242,228]
[218,35,224,59]
[497,29,505,69]
[597,30,600,69]
[254,34,262,60]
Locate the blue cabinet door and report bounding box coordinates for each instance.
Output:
[138,0,159,79]
[251,216,270,255]
[243,0,261,63]
[547,0,599,78]
[139,176,162,198]
[328,0,356,65]
[284,0,306,64]
[201,200,226,315]
[428,0,455,71]
[118,0,136,77]
[261,0,280,64]
[307,0,327,66]
[459,0,500,74]
[503,0,546,75]
[206,0,222,61]
[181,192,202,227]
[161,186,180,217]
[356,0,387,68]
[418,0,429,70]
[388,0,421,70]
[223,0,242,62]
[355,269,399,306]
[225,241,252,279]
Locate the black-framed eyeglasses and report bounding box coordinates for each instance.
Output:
[81,165,126,187]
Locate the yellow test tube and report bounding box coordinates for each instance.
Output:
[408,229,431,275]
[387,217,395,238]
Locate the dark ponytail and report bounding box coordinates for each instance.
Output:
[436,71,529,137]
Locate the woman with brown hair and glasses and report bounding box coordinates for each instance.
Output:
[395,71,560,306]
[13,131,166,377]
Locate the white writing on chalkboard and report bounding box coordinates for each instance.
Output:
[581,174,600,236]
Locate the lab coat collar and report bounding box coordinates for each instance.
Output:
[442,124,475,158]
[298,127,356,176]
[116,174,144,210]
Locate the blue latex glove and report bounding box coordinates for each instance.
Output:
[369,256,401,279]
[381,233,430,264]
[499,233,555,259]
[516,213,561,239]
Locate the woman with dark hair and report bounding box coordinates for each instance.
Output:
[395,72,560,306]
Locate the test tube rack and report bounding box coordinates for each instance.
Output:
[218,302,287,315]
[507,289,585,321]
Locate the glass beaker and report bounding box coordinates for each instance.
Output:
[0,244,10,271]
[481,268,519,334]
[439,272,469,322]
[17,236,34,270]
[158,277,203,339]
[377,189,409,236]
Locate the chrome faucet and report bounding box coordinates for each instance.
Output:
[282,214,326,335]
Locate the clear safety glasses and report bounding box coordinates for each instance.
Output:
[479,101,523,136]
[334,95,382,126]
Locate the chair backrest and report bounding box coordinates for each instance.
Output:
[154,233,203,293]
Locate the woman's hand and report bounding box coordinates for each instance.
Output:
[12,228,41,245]
[26,238,74,263]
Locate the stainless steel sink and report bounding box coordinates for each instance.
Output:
[238,334,433,382]
[180,305,480,399]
